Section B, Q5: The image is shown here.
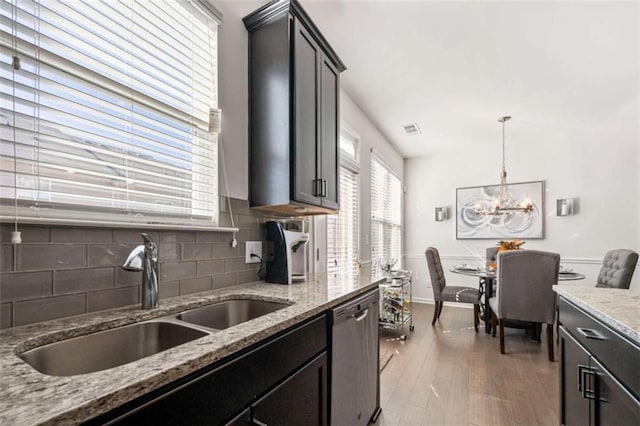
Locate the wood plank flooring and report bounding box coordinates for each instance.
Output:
[376,302,559,426]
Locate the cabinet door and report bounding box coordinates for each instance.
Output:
[559,327,591,426]
[251,352,328,426]
[293,20,321,207]
[319,55,339,209]
[590,356,640,426]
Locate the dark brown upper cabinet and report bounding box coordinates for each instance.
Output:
[244,0,346,215]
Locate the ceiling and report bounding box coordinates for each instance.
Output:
[301,1,639,158]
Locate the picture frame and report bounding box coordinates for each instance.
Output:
[456,180,545,240]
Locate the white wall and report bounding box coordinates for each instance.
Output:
[216,0,263,200]
[404,113,640,301]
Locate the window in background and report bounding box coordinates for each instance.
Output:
[0,0,221,228]
[371,153,402,270]
[327,126,359,276]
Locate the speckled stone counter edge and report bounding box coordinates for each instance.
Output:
[553,286,640,346]
[0,273,383,425]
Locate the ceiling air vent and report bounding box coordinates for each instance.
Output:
[402,123,421,136]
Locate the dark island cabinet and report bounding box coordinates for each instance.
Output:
[559,299,640,425]
[244,0,345,215]
[85,315,328,426]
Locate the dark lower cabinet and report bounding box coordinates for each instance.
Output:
[559,298,640,426]
[86,315,328,426]
[559,328,591,426]
[229,353,328,426]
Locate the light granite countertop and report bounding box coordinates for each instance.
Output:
[0,272,383,425]
[553,285,640,346]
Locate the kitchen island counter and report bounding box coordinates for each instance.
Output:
[0,273,382,425]
[553,285,640,345]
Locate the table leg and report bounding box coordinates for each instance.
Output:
[484,277,494,334]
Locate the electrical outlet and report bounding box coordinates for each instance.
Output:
[245,241,262,263]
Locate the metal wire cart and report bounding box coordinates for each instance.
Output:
[379,270,414,339]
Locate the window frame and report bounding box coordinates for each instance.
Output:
[326,124,361,276]
[370,150,403,270]
[0,0,229,231]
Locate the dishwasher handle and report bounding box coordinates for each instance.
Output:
[354,308,369,322]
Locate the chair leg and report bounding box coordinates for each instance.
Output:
[547,323,554,362]
[473,304,479,332]
[536,323,542,343]
[431,301,439,325]
[499,320,505,354]
[437,301,444,319]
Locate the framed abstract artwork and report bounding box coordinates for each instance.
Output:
[456,180,545,240]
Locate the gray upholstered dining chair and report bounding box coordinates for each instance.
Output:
[595,249,638,289]
[425,247,481,331]
[486,247,499,268]
[489,250,560,361]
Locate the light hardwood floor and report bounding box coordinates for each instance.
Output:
[377,302,559,426]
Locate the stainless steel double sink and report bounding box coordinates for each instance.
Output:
[18,299,290,377]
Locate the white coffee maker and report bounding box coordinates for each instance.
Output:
[265,220,309,284]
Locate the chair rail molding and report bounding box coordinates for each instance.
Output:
[403,254,602,265]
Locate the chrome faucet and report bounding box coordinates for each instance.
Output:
[122,233,159,310]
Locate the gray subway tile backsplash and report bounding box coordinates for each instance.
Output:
[55,268,114,295]
[213,242,239,258]
[180,276,213,295]
[160,261,197,282]
[160,231,196,243]
[0,198,278,329]
[87,286,139,313]
[212,272,239,289]
[87,244,137,267]
[1,225,51,243]
[182,243,214,261]
[225,257,256,273]
[115,268,141,287]
[14,294,87,327]
[0,271,53,301]
[197,259,225,276]
[17,245,87,271]
[0,302,12,328]
[52,228,112,243]
[195,231,228,243]
[0,245,12,272]
[159,281,180,299]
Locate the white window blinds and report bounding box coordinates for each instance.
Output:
[327,165,359,276]
[371,153,402,269]
[0,0,220,227]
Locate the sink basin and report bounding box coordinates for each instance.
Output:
[18,321,208,376]
[176,299,289,330]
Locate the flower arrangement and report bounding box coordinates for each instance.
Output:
[497,240,526,251]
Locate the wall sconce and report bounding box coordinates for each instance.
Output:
[435,207,448,222]
[556,198,576,216]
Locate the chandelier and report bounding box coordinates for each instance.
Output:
[475,116,533,216]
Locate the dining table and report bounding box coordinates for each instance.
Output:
[450,266,585,333]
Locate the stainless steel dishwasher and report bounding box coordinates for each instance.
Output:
[330,288,381,426]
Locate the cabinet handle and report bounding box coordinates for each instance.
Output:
[577,327,606,340]
[322,179,327,197]
[579,366,597,400]
[252,417,268,426]
[314,179,322,197]
[577,364,588,392]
